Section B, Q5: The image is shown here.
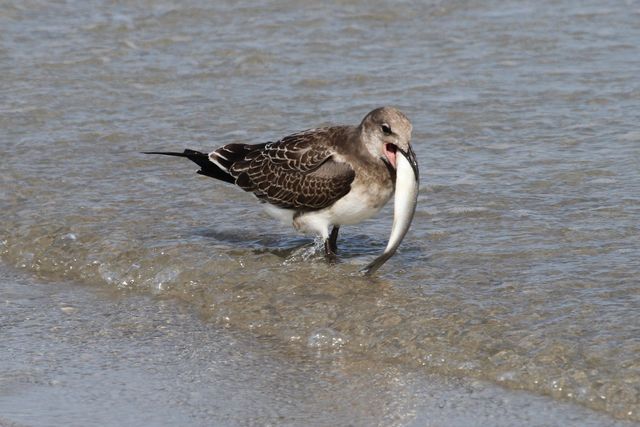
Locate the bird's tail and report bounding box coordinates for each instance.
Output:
[143,149,235,184]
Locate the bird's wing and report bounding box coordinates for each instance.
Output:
[227,128,355,210]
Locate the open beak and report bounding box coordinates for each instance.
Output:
[362,145,419,276]
[383,143,398,169]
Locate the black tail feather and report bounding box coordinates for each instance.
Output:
[143,149,235,184]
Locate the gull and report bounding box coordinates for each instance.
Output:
[144,106,419,275]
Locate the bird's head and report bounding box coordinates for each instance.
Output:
[360,106,415,175]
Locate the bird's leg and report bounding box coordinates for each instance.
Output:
[324,226,340,261]
[329,226,340,254]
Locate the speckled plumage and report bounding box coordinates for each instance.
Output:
[212,127,356,211]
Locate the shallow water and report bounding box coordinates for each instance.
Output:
[1,0,639,422]
[3,267,635,427]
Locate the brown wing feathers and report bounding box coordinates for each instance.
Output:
[226,129,355,210]
[209,143,267,171]
[233,153,354,210]
[146,127,356,211]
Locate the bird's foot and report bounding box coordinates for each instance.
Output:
[324,240,338,263]
[323,226,340,263]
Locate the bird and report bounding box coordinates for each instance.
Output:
[144,106,419,275]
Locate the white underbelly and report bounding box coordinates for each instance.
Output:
[325,186,391,225]
[263,204,295,223]
[293,185,393,237]
[260,181,393,239]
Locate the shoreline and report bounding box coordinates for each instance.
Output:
[0,265,635,427]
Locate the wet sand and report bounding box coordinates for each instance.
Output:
[0,266,633,427]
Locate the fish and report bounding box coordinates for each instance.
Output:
[361,146,419,276]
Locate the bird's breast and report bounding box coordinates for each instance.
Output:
[326,168,394,225]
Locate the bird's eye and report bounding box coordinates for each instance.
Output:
[381,123,392,135]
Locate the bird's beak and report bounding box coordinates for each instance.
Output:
[362,145,419,275]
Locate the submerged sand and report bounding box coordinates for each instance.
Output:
[0,266,633,427]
